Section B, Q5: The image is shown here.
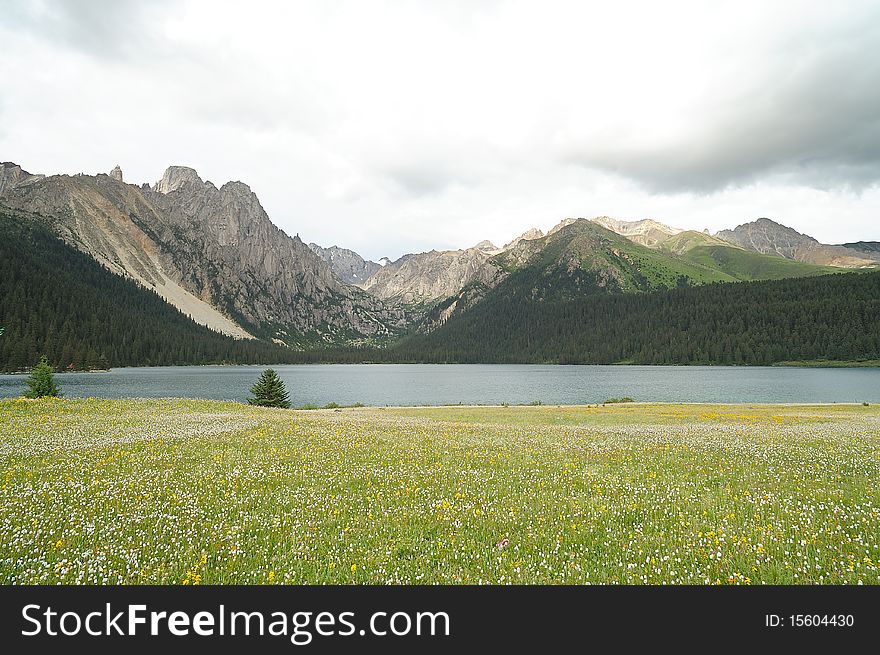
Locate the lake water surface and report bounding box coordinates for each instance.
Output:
[1,364,878,405]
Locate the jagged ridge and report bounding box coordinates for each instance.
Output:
[0,163,406,347]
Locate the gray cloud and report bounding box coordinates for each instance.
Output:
[2,0,879,256]
[562,17,880,193]
[382,156,487,197]
[5,0,171,59]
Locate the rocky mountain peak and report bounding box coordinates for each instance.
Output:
[503,227,545,250]
[0,162,44,196]
[153,166,203,194]
[716,218,877,267]
[590,216,683,247]
[472,239,500,253]
[361,244,501,304]
[716,218,817,255]
[2,162,407,343]
[109,165,123,182]
[307,243,382,285]
[548,218,580,235]
[220,180,254,196]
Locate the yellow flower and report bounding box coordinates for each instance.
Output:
[351,564,357,573]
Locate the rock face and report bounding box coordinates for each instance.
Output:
[0,162,44,195]
[716,218,878,267]
[153,165,203,194]
[360,247,501,305]
[307,243,381,285]
[503,227,544,250]
[590,216,682,247]
[109,165,123,182]
[0,164,406,345]
[471,239,501,254]
[1,170,251,338]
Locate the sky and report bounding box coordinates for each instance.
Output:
[1,0,878,261]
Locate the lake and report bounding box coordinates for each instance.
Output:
[1,364,878,405]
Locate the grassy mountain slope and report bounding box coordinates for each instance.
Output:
[493,220,734,299]
[659,231,838,281]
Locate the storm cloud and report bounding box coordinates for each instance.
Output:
[561,14,880,192]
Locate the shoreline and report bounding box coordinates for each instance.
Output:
[3,360,880,376]
[0,397,873,409]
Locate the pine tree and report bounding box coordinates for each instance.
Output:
[23,355,62,399]
[247,368,290,408]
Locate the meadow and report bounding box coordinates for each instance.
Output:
[1,398,878,585]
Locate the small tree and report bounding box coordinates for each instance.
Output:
[24,355,62,399]
[247,368,290,408]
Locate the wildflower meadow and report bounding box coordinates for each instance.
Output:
[1,399,878,585]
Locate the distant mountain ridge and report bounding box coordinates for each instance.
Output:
[307,243,381,285]
[841,241,880,254]
[590,216,682,247]
[360,245,501,305]
[366,215,847,321]
[715,218,878,267]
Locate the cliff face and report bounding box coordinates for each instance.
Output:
[307,242,382,285]
[502,227,544,250]
[590,216,682,247]
[360,246,502,305]
[0,164,406,345]
[716,218,879,267]
[0,162,44,195]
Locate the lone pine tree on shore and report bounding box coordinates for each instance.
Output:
[24,355,62,398]
[247,368,290,408]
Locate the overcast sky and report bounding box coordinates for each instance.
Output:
[1,0,878,260]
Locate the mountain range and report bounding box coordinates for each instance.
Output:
[1,162,405,348]
[1,159,878,369]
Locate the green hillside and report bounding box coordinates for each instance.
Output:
[493,220,734,300]
[0,212,298,372]
[659,231,838,281]
[489,222,838,305]
[409,221,859,351]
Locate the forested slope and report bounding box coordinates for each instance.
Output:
[387,270,880,364]
[0,213,297,372]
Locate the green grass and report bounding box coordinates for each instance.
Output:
[658,231,838,282]
[1,398,878,585]
[678,245,839,281]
